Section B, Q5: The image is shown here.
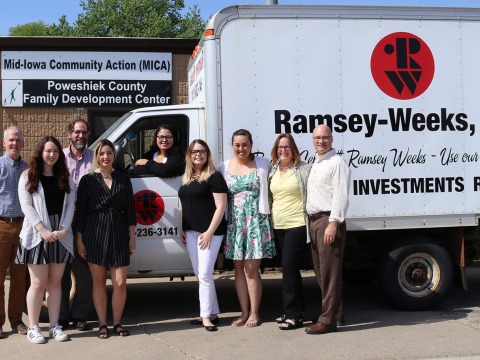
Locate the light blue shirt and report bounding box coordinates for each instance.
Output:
[63,147,94,190]
[0,154,29,217]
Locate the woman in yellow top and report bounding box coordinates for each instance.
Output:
[268,133,311,330]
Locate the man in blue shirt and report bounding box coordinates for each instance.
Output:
[0,127,29,339]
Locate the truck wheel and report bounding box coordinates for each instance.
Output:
[379,240,453,310]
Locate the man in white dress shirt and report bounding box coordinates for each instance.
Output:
[305,124,350,335]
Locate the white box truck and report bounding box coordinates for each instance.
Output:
[90,5,480,310]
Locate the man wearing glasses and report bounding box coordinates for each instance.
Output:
[59,119,94,331]
[305,124,350,335]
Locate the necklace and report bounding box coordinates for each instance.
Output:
[97,170,112,179]
[192,173,201,180]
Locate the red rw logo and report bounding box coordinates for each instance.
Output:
[371,32,435,100]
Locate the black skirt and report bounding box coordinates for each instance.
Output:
[16,214,73,265]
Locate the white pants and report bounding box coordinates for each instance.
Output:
[185,231,223,318]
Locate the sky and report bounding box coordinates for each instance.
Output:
[1,0,480,36]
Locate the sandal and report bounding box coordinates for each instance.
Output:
[279,318,303,330]
[113,324,129,337]
[276,315,286,324]
[97,325,109,339]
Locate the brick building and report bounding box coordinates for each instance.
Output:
[0,37,197,157]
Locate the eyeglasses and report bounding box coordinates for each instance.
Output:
[313,136,332,141]
[157,135,173,141]
[73,130,89,135]
[190,149,207,155]
[277,145,291,151]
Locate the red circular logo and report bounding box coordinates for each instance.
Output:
[371,32,434,100]
[133,190,165,225]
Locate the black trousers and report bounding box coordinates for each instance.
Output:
[59,221,94,321]
[274,226,307,320]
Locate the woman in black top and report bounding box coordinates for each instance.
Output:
[16,136,75,343]
[76,139,136,339]
[178,139,228,332]
[133,124,185,177]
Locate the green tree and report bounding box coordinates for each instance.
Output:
[8,0,205,38]
[8,21,51,36]
[49,16,76,37]
[178,4,204,38]
[73,0,204,38]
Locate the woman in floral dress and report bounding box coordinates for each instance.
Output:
[219,129,275,327]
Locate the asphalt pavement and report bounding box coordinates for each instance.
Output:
[2,266,480,360]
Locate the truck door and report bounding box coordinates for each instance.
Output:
[113,112,197,276]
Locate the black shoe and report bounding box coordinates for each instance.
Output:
[11,320,28,335]
[190,316,219,325]
[73,319,91,331]
[58,319,70,329]
[204,324,218,332]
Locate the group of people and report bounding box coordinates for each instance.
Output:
[0,120,350,344]
[0,120,137,343]
[179,125,350,335]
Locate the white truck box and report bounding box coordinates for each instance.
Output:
[91,5,480,310]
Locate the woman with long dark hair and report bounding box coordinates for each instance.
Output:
[218,129,276,327]
[133,124,185,177]
[16,136,75,344]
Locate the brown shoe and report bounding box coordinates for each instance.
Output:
[305,322,338,335]
[0,326,5,339]
[11,321,28,335]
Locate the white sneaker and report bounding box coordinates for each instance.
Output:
[49,324,69,342]
[27,325,45,344]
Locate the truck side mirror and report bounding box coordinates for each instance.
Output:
[113,142,127,172]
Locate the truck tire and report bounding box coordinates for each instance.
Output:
[379,239,453,310]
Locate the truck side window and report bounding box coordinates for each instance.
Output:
[116,115,189,174]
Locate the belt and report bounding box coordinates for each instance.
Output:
[308,211,331,222]
[0,216,23,223]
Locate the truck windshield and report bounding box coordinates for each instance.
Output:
[90,111,133,150]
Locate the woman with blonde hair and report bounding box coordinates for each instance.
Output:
[179,139,228,332]
[76,139,136,339]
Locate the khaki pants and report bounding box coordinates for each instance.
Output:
[0,220,26,327]
[309,217,346,326]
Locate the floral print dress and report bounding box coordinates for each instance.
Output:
[224,170,275,260]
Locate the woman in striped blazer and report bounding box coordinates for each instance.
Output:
[76,139,136,339]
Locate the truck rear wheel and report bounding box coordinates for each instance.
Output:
[379,239,453,310]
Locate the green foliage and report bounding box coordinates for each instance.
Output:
[8,0,205,38]
[49,16,76,37]
[8,21,51,36]
[178,4,204,38]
